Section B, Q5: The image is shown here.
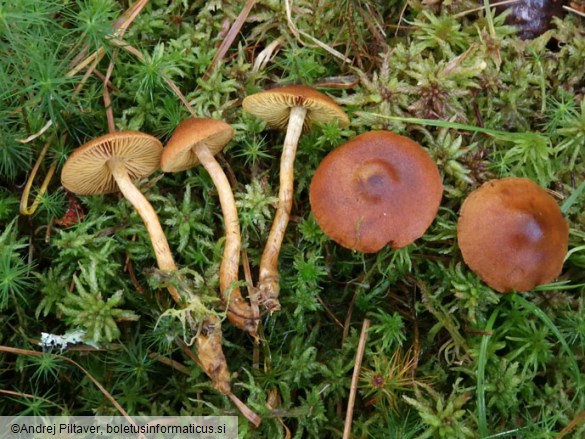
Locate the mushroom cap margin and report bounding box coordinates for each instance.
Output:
[161,118,235,173]
[61,131,162,195]
[242,85,350,130]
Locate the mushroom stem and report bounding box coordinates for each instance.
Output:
[107,158,181,304]
[258,105,307,313]
[193,144,258,336]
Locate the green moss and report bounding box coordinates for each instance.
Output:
[0,1,584,437]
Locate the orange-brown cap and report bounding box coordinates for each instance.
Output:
[61,131,162,195]
[161,118,234,172]
[457,177,569,293]
[242,85,350,130]
[309,130,443,253]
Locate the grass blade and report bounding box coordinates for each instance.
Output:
[477,308,499,438]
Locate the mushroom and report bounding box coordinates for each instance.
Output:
[61,130,234,394]
[242,85,350,312]
[61,131,182,301]
[161,117,258,336]
[309,130,443,252]
[457,177,569,293]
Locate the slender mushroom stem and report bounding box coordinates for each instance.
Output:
[257,106,307,313]
[193,144,258,335]
[107,158,181,304]
[108,157,238,398]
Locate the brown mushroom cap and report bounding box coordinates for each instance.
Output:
[160,118,235,172]
[309,130,443,253]
[61,131,162,195]
[457,177,569,293]
[242,85,350,130]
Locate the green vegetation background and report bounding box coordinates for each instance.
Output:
[0,0,584,437]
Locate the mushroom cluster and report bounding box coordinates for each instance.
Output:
[61,130,232,395]
[60,80,572,425]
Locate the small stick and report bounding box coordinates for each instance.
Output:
[103,50,118,134]
[204,0,257,79]
[453,0,520,18]
[228,392,262,428]
[148,352,191,376]
[343,318,370,439]
[19,138,57,215]
[342,287,359,344]
[557,410,585,438]
[109,38,197,118]
[316,295,343,329]
[240,249,261,370]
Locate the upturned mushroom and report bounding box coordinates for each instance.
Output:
[242,85,350,312]
[457,177,569,293]
[61,131,180,300]
[161,117,258,336]
[309,130,443,252]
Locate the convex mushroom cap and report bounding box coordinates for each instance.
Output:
[242,84,350,130]
[457,177,569,293]
[310,130,443,253]
[62,131,162,195]
[161,118,234,172]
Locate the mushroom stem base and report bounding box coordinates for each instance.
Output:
[195,316,232,395]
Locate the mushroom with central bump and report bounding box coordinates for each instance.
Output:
[457,177,569,293]
[161,117,258,336]
[309,130,443,252]
[242,85,350,312]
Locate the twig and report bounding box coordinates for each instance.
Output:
[109,38,197,118]
[0,389,67,412]
[342,287,359,344]
[19,137,57,215]
[0,345,133,423]
[453,0,520,18]
[284,0,352,64]
[103,50,118,133]
[395,0,410,37]
[343,318,370,439]
[557,410,585,438]
[204,0,257,79]
[239,248,261,369]
[316,295,343,329]
[148,352,191,376]
[564,5,585,17]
